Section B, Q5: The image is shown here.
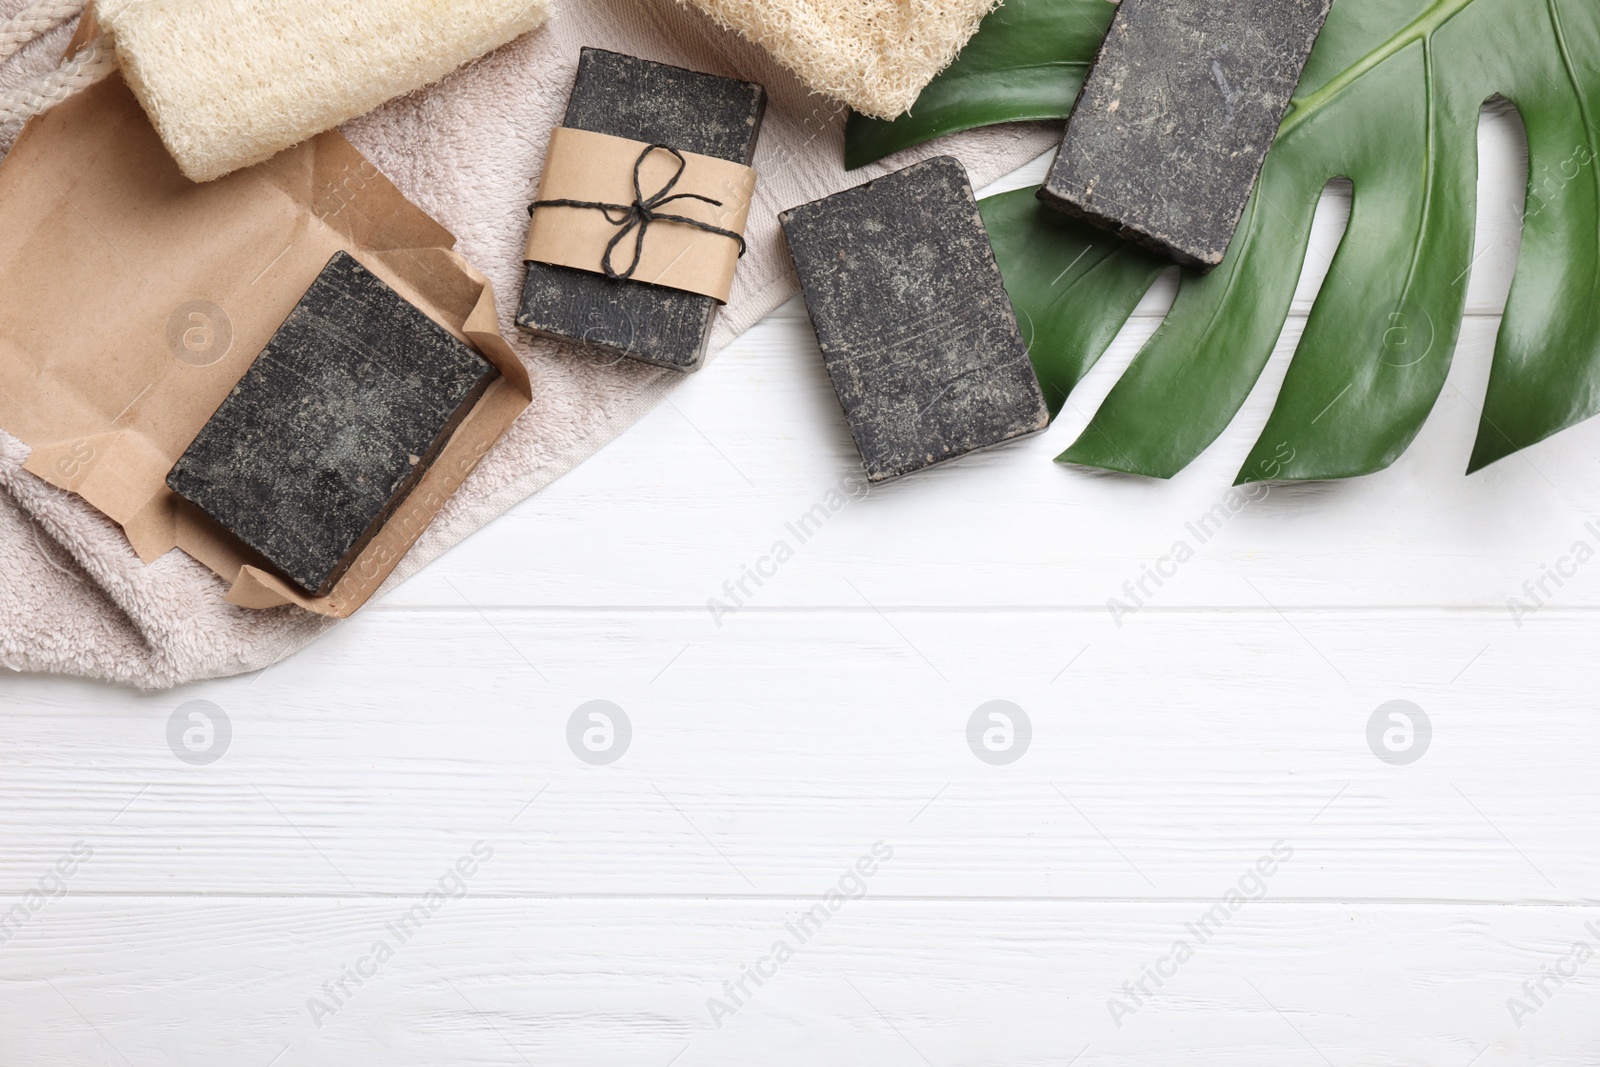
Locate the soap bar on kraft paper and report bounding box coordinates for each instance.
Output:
[1038,0,1333,270]
[167,251,499,597]
[516,47,767,372]
[779,155,1049,483]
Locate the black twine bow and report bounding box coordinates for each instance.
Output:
[528,143,747,282]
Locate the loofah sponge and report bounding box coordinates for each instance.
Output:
[678,0,997,120]
[94,0,552,182]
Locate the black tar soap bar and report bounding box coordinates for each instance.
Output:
[517,48,767,372]
[780,155,1048,483]
[1039,0,1332,270]
[167,251,499,598]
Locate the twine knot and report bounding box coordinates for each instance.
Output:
[528,143,747,282]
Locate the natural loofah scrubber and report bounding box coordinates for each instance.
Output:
[94,0,552,182]
[678,0,998,120]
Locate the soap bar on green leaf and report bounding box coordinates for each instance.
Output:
[1038,0,1333,270]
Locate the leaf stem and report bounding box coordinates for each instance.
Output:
[1281,0,1479,139]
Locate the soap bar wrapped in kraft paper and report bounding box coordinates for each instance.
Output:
[0,67,530,618]
[518,48,767,373]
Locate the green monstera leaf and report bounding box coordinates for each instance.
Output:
[977,188,1170,419]
[850,0,1600,483]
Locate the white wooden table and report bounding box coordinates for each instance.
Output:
[4,116,1598,1066]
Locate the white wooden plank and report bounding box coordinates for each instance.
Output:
[2,609,1595,900]
[1,898,1593,1066]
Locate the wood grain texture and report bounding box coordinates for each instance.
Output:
[3,899,1596,1066]
[2,609,1597,903]
[1,109,1594,1063]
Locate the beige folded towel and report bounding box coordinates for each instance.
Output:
[678,0,998,119]
[95,0,553,181]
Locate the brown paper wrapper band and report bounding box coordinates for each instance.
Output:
[525,128,756,304]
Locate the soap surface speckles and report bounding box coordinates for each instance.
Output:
[780,155,1048,483]
[517,48,767,372]
[167,251,499,597]
[1039,0,1332,270]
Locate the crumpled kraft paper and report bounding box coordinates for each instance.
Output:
[0,62,531,618]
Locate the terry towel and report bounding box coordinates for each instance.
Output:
[0,0,1056,688]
